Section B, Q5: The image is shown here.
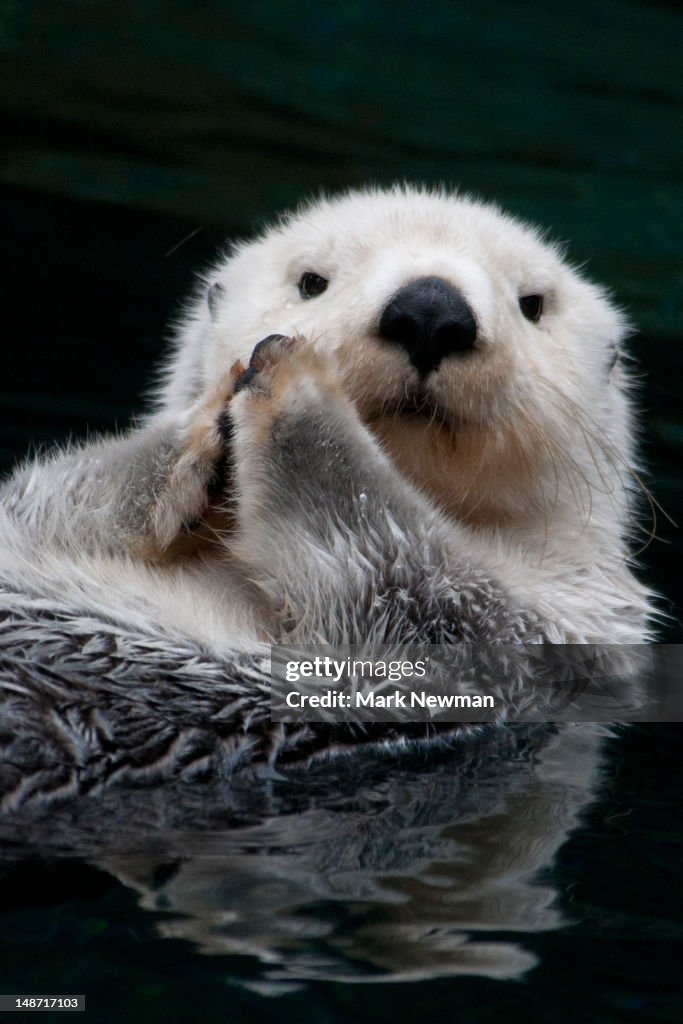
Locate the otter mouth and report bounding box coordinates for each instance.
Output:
[396,394,438,418]
[382,393,460,432]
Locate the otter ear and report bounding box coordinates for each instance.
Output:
[606,344,620,376]
[207,282,225,319]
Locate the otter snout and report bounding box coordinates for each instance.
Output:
[379,276,477,378]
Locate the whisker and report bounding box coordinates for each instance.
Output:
[535,374,673,554]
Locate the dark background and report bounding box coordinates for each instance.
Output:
[2,1,681,634]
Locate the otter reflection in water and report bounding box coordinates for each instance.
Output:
[1,723,607,989]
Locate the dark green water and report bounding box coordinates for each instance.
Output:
[1,2,682,1020]
[0,725,681,1021]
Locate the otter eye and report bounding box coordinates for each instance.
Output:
[519,294,544,323]
[298,272,328,299]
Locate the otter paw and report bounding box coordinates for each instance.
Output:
[233,334,297,393]
[141,369,239,558]
[231,333,316,402]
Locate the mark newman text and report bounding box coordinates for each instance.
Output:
[284,690,495,710]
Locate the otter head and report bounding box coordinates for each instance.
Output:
[162,186,635,543]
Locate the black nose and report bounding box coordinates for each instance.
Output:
[379,276,477,377]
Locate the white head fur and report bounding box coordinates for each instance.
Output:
[159,186,643,571]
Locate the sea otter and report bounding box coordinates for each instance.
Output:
[0,186,654,805]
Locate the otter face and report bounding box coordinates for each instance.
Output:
[167,187,633,533]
